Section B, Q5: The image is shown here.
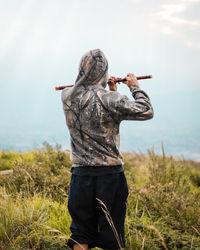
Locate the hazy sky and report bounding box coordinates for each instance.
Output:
[0,0,200,156]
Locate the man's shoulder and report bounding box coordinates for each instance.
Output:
[96,88,122,104]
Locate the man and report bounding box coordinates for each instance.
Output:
[61,49,153,250]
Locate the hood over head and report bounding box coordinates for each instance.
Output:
[75,49,108,89]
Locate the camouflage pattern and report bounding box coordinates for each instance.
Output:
[62,49,153,167]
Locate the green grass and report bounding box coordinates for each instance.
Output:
[0,143,200,249]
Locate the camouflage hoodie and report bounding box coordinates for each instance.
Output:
[62,49,153,167]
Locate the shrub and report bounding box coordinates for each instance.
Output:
[0,151,21,171]
[0,143,72,202]
[125,150,200,249]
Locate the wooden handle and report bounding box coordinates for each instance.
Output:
[55,75,152,91]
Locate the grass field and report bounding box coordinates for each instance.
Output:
[0,143,200,249]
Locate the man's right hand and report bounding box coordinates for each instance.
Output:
[124,73,139,88]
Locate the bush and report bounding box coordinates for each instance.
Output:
[0,151,22,171]
[0,143,72,202]
[125,150,200,249]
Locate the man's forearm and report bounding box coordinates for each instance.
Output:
[129,85,154,119]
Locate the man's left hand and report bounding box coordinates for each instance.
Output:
[108,76,118,91]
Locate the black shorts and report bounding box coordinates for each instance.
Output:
[67,172,129,249]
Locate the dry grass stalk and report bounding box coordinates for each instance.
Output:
[192,226,200,236]
[190,237,194,250]
[146,225,168,250]
[45,225,86,250]
[96,198,123,249]
[141,236,145,250]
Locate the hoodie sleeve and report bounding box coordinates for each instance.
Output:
[104,85,154,121]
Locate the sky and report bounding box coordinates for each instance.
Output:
[0,0,200,159]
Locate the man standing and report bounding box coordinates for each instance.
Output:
[61,49,153,249]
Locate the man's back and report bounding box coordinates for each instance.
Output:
[62,85,123,166]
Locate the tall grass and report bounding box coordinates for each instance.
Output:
[0,143,71,202]
[0,144,200,249]
[0,189,72,249]
[124,150,200,249]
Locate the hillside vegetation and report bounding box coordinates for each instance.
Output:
[0,143,200,249]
